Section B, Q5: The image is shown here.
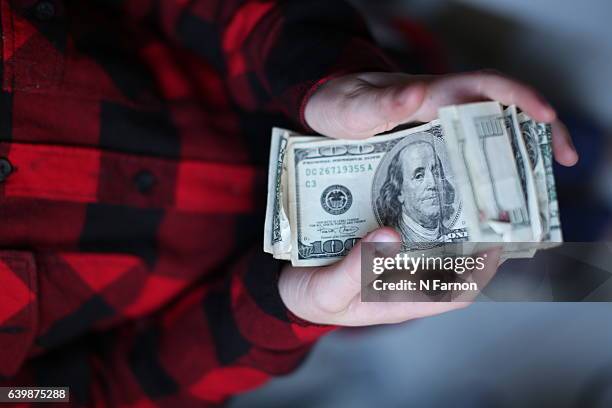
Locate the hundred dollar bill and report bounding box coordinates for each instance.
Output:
[518,112,563,244]
[264,128,291,258]
[265,102,562,266]
[264,128,321,259]
[438,102,533,242]
[507,106,542,242]
[285,120,470,266]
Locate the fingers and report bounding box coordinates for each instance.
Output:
[551,119,579,166]
[473,71,556,123]
[470,71,578,166]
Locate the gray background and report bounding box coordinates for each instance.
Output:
[233,1,612,407]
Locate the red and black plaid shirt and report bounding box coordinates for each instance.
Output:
[0,0,394,406]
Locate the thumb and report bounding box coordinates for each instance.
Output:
[305,76,427,140]
[314,227,401,313]
[280,228,400,324]
[358,81,427,136]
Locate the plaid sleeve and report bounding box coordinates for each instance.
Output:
[109,0,396,128]
[86,248,333,406]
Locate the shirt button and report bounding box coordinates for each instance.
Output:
[0,158,13,182]
[133,170,156,194]
[35,1,56,21]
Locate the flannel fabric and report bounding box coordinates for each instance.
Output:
[0,0,394,406]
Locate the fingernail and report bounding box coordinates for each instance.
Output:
[566,150,579,166]
[367,228,400,243]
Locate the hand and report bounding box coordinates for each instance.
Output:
[304,71,578,166]
[281,70,570,326]
[279,227,501,326]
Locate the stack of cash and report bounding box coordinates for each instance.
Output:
[264,101,562,266]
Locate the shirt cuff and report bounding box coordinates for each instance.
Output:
[233,247,336,350]
[296,40,398,132]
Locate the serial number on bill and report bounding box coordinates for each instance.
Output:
[304,164,374,176]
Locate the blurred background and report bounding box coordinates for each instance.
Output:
[233,1,612,406]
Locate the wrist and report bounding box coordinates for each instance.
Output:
[278,264,335,327]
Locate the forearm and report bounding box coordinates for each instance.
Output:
[93,0,396,125]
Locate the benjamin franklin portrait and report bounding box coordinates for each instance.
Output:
[374,137,457,243]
